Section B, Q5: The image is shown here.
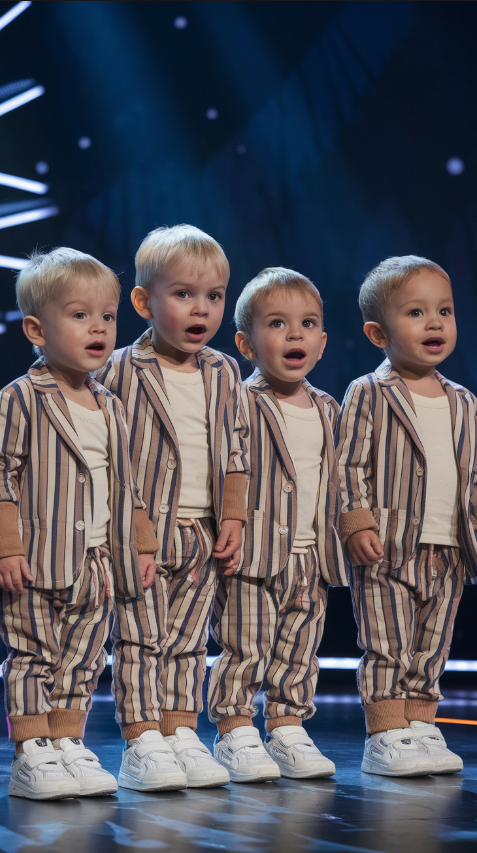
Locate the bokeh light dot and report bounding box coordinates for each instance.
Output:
[78,136,92,149]
[174,16,188,29]
[206,108,218,120]
[446,157,464,175]
[35,161,49,175]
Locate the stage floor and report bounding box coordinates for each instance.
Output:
[0,685,475,853]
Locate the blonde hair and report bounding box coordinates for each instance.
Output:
[135,224,229,291]
[16,247,120,318]
[234,267,323,338]
[359,255,450,325]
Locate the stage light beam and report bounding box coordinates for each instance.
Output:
[0,255,28,270]
[0,171,47,194]
[0,205,59,230]
[0,1,31,33]
[0,85,44,117]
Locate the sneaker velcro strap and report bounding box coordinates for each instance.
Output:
[62,747,99,765]
[25,751,61,769]
[231,734,264,749]
[381,728,417,746]
[135,742,174,759]
[271,730,314,747]
[173,739,209,755]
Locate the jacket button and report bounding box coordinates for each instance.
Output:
[159,504,169,514]
[283,482,293,493]
[75,520,85,531]
[77,473,86,484]
[278,526,288,535]
[416,467,423,476]
[411,517,420,526]
[168,459,177,469]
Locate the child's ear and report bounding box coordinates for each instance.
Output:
[131,287,153,320]
[23,316,46,349]
[235,331,256,362]
[363,322,389,350]
[316,331,327,362]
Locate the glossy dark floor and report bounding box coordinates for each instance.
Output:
[0,681,476,853]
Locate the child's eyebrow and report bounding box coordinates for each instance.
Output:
[262,310,322,319]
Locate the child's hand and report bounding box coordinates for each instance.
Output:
[0,556,34,592]
[347,530,384,567]
[138,554,157,590]
[213,519,242,575]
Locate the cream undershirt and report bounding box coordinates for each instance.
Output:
[67,398,110,548]
[410,391,459,547]
[161,366,214,519]
[280,399,323,549]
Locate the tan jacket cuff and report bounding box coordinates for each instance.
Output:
[339,507,378,544]
[0,502,25,558]
[134,508,160,554]
[222,472,248,523]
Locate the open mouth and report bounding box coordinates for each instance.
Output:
[86,342,106,354]
[186,325,206,339]
[284,349,306,363]
[422,337,444,351]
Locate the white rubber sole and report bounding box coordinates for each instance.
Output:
[361,757,435,777]
[118,771,187,792]
[226,767,281,783]
[276,763,336,779]
[185,772,230,788]
[9,780,80,800]
[76,781,119,796]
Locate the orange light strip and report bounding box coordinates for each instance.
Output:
[435,717,477,726]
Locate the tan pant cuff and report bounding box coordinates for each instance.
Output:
[159,710,198,737]
[8,713,50,743]
[218,717,254,737]
[266,716,303,733]
[405,698,439,725]
[48,709,87,740]
[122,721,162,741]
[364,699,409,735]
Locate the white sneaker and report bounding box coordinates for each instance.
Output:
[56,737,118,796]
[362,728,436,776]
[409,721,463,774]
[214,726,281,783]
[9,737,80,800]
[165,727,230,788]
[118,730,188,791]
[264,726,336,778]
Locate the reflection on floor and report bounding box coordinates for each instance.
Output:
[0,683,476,853]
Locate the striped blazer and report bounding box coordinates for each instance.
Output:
[0,360,145,597]
[336,359,477,582]
[238,370,348,586]
[97,330,249,563]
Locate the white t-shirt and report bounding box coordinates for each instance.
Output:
[161,366,214,519]
[410,391,459,547]
[67,398,110,548]
[280,399,324,547]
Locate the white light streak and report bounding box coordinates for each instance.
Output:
[0,1,31,32]
[0,85,44,118]
[0,255,28,270]
[0,171,47,194]
[0,205,59,230]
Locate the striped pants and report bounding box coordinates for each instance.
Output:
[208,545,328,734]
[350,544,465,734]
[0,545,114,743]
[112,517,217,739]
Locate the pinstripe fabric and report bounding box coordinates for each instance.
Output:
[209,545,327,723]
[335,359,477,579]
[239,370,348,586]
[0,545,114,722]
[0,360,145,598]
[97,330,249,563]
[350,545,464,708]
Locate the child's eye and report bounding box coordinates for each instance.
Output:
[74,312,86,319]
[103,313,115,322]
[439,307,452,316]
[409,309,421,317]
[302,319,315,328]
[208,293,222,302]
[270,319,284,328]
[176,291,190,299]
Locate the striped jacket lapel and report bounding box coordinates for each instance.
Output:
[376,362,425,457]
[130,332,179,454]
[29,362,89,468]
[248,371,296,481]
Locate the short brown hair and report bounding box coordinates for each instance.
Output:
[16,247,120,318]
[135,224,229,291]
[359,255,450,325]
[234,267,323,338]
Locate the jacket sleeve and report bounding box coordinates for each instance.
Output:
[335,381,378,544]
[225,358,250,477]
[469,406,477,529]
[0,388,29,557]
